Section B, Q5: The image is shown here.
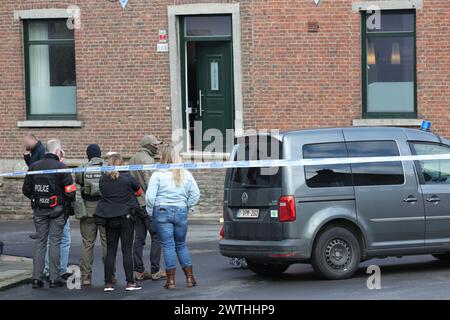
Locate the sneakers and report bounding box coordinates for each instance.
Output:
[135,271,152,281]
[126,282,142,291]
[104,282,142,292]
[151,270,167,281]
[104,284,115,292]
[49,280,65,288]
[82,277,91,287]
[61,272,72,281]
[32,279,44,289]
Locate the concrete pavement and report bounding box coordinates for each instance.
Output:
[0,255,32,290]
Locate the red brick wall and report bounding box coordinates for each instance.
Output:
[0,0,448,161]
[416,0,450,133]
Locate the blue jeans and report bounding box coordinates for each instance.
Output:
[44,220,71,275]
[154,206,192,270]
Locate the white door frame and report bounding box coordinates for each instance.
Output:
[167,3,243,154]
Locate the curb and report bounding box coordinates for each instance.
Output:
[0,255,33,291]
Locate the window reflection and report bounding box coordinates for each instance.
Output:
[303,143,352,188]
[413,143,450,184]
[347,141,405,186]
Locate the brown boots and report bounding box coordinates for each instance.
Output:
[183,266,197,288]
[164,269,176,289]
[163,266,197,289]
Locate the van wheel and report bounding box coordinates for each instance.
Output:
[432,254,450,262]
[311,227,361,280]
[246,261,290,276]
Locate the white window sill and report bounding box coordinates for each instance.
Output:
[181,151,231,161]
[14,9,73,20]
[17,120,83,128]
[352,0,423,11]
[353,119,423,127]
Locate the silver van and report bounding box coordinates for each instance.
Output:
[219,127,450,279]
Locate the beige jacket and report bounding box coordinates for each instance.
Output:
[129,147,156,206]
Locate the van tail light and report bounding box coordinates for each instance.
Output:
[219,226,225,240]
[278,196,296,222]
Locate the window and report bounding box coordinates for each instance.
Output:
[229,136,282,188]
[24,20,76,120]
[303,143,352,188]
[347,141,404,186]
[362,10,416,118]
[184,15,232,37]
[411,143,450,185]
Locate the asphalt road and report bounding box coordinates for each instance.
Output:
[1,219,450,300]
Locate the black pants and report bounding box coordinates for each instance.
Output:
[104,215,135,284]
[133,209,162,274]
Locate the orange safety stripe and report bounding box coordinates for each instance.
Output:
[64,184,77,193]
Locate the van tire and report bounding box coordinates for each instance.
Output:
[432,254,450,262]
[311,227,361,280]
[246,261,290,276]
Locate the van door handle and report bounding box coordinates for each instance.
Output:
[426,196,441,203]
[403,196,418,203]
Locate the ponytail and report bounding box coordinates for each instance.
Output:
[106,153,123,180]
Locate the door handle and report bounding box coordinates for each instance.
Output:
[199,90,204,117]
[426,196,441,203]
[403,196,418,203]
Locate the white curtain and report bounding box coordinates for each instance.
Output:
[29,22,50,114]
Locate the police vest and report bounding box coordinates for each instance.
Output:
[32,174,63,209]
[81,160,104,200]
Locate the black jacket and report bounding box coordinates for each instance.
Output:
[95,172,141,219]
[22,153,76,206]
[24,141,46,167]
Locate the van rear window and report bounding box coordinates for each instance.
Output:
[228,136,282,188]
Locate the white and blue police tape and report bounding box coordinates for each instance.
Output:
[0,154,449,178]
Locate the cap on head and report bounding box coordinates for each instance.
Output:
[141,135,163,148]
[86,144,102,160]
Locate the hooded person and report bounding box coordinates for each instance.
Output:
[129,135,166,281]
[75,144,113,286]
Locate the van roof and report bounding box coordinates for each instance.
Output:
[238,127,442,143]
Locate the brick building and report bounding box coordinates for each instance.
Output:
[0,0,448,220]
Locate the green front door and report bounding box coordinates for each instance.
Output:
[197,41,234,150]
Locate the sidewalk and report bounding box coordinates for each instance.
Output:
[0,255,32,290]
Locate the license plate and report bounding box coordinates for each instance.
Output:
[237,209,260,219]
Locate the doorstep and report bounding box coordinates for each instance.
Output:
[0,255,33,290]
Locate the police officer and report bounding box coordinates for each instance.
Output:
[75,144,113,286]
[22,139,76,289]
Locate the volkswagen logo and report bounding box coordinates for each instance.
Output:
[241,192,249,204]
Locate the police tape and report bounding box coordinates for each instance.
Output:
[0,154,449,178]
